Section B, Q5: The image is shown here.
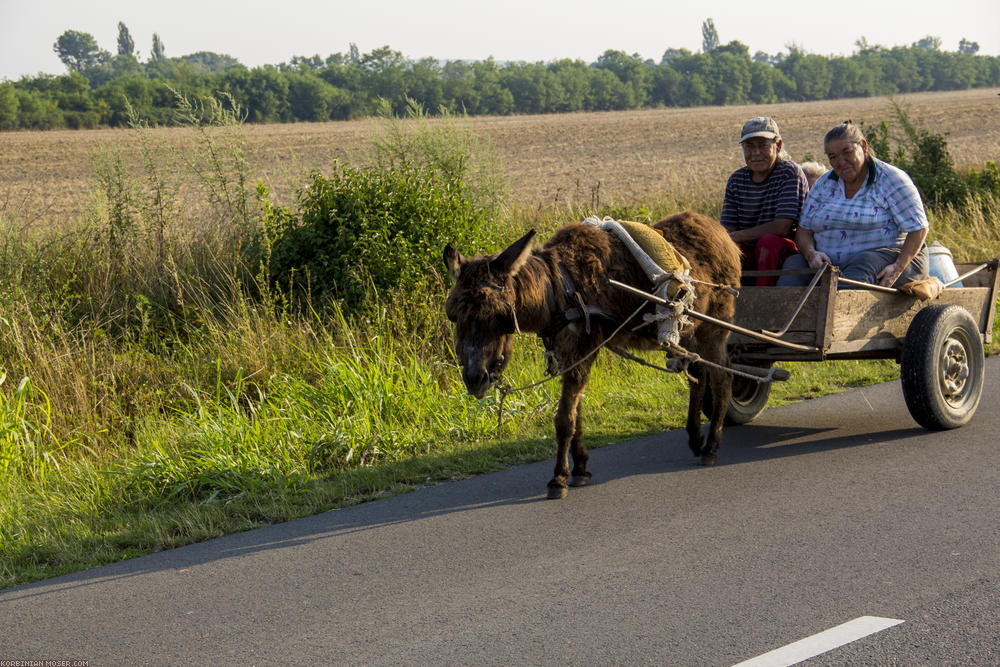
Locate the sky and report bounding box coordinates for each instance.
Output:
[2,0,999,81]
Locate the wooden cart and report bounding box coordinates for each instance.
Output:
[715,260,1000,429]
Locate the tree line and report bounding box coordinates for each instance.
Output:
[1,20,998,131]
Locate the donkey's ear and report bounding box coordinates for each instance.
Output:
[443,243,464,281]
[490,229,536,278]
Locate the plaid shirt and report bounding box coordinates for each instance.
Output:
[800,157,928,265]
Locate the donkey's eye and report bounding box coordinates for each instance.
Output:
[493,316,515,333]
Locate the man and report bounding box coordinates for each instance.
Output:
[721,116,809,286]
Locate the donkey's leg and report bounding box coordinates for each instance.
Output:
[568,396,592,488]
[548,360,593,499]
[685,365,709,458]
[698,333,733,466]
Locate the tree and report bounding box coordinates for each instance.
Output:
[594,49,650,107]
[53,30,109,72]
[178,52,243,72]
[117,22,135,57]
[405,57,445,111]
[440,60,478,113]
[661,47,688,65]
[359,46,407,113]
[912,35,942,51]
[958,39,980,56]
[829,56,877,98]
[0,82,20,130]
[586,67,631,110]
[778,48,832,100]
[286,71,334,120]
[151,33,165,61]
[702,18,720,53]
[548,59,591,111]
[748,60,777,103]
[471,59,513,115]
[707,50,751,104]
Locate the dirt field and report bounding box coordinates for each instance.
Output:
[2,88,998,227]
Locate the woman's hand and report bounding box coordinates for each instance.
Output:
[880,229,927,287]
[877,261,905,287]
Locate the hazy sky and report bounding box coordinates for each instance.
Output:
[2,0,998,81]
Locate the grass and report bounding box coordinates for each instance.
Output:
[1,93,999,590]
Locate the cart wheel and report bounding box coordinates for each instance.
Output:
[703,371,772,425]
[900,304,984,430]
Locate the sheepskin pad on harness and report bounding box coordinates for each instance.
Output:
[582,216,695,345]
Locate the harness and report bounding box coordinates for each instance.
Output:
[538,264,623,373]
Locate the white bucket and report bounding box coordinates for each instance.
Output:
[927,241,961,287]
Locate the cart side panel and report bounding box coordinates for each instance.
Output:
[729,286,823,347]
[826,287,993,355]
[951,261,998,343]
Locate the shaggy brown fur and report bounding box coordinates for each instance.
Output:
[444,211,742,499]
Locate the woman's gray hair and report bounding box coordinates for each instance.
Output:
[824,120,876,159]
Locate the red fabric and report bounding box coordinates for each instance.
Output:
[738,235,798,286]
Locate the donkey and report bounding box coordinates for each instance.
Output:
[443,211,742,499]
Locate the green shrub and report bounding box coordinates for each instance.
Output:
[261,99,507,315]
[266,161,496,313]
[965,161,1000,199]
[861,101,988,208]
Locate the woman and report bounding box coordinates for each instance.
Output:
[778,121,929,288]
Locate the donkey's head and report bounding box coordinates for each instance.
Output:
[443,230,536,398]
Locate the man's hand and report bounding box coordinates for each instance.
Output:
[806,250,831,271]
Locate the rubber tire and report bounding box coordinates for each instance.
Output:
[703,371,772,425]
[900,304,984,430]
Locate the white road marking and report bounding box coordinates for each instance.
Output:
[732,616,905,667]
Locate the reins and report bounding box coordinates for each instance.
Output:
[490,233,742,427]
[494,301,648,427]
[493,284,747,428]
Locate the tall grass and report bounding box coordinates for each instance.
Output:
[926,194,1000,261]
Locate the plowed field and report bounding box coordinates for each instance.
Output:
[2,88,998,227]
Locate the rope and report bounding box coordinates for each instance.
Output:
[494,301,647,427]
[606,344,775,383]
[633,346,783,383]
[493,301,772,427]
[490,227,738,426]
[690,277,740,295]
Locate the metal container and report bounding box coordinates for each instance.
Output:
[927,241,962,287]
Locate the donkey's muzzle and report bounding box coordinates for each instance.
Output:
[462,368,492,399]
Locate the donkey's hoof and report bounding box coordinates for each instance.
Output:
[546,484,569,500]
[569,472,592,487]
[699,453,718,466]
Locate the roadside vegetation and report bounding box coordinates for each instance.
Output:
[1,96,999,589]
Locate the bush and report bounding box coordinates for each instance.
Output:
[265,161,496,313]
[965,161,1000,199]
[263,99,506,314]
[863,101,968,207]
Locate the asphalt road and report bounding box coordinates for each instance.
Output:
[2,359,998,666]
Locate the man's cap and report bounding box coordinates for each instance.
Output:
[740,116,780,143]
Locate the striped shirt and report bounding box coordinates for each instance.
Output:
[721,160,809,233]
[800,157,928,265]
